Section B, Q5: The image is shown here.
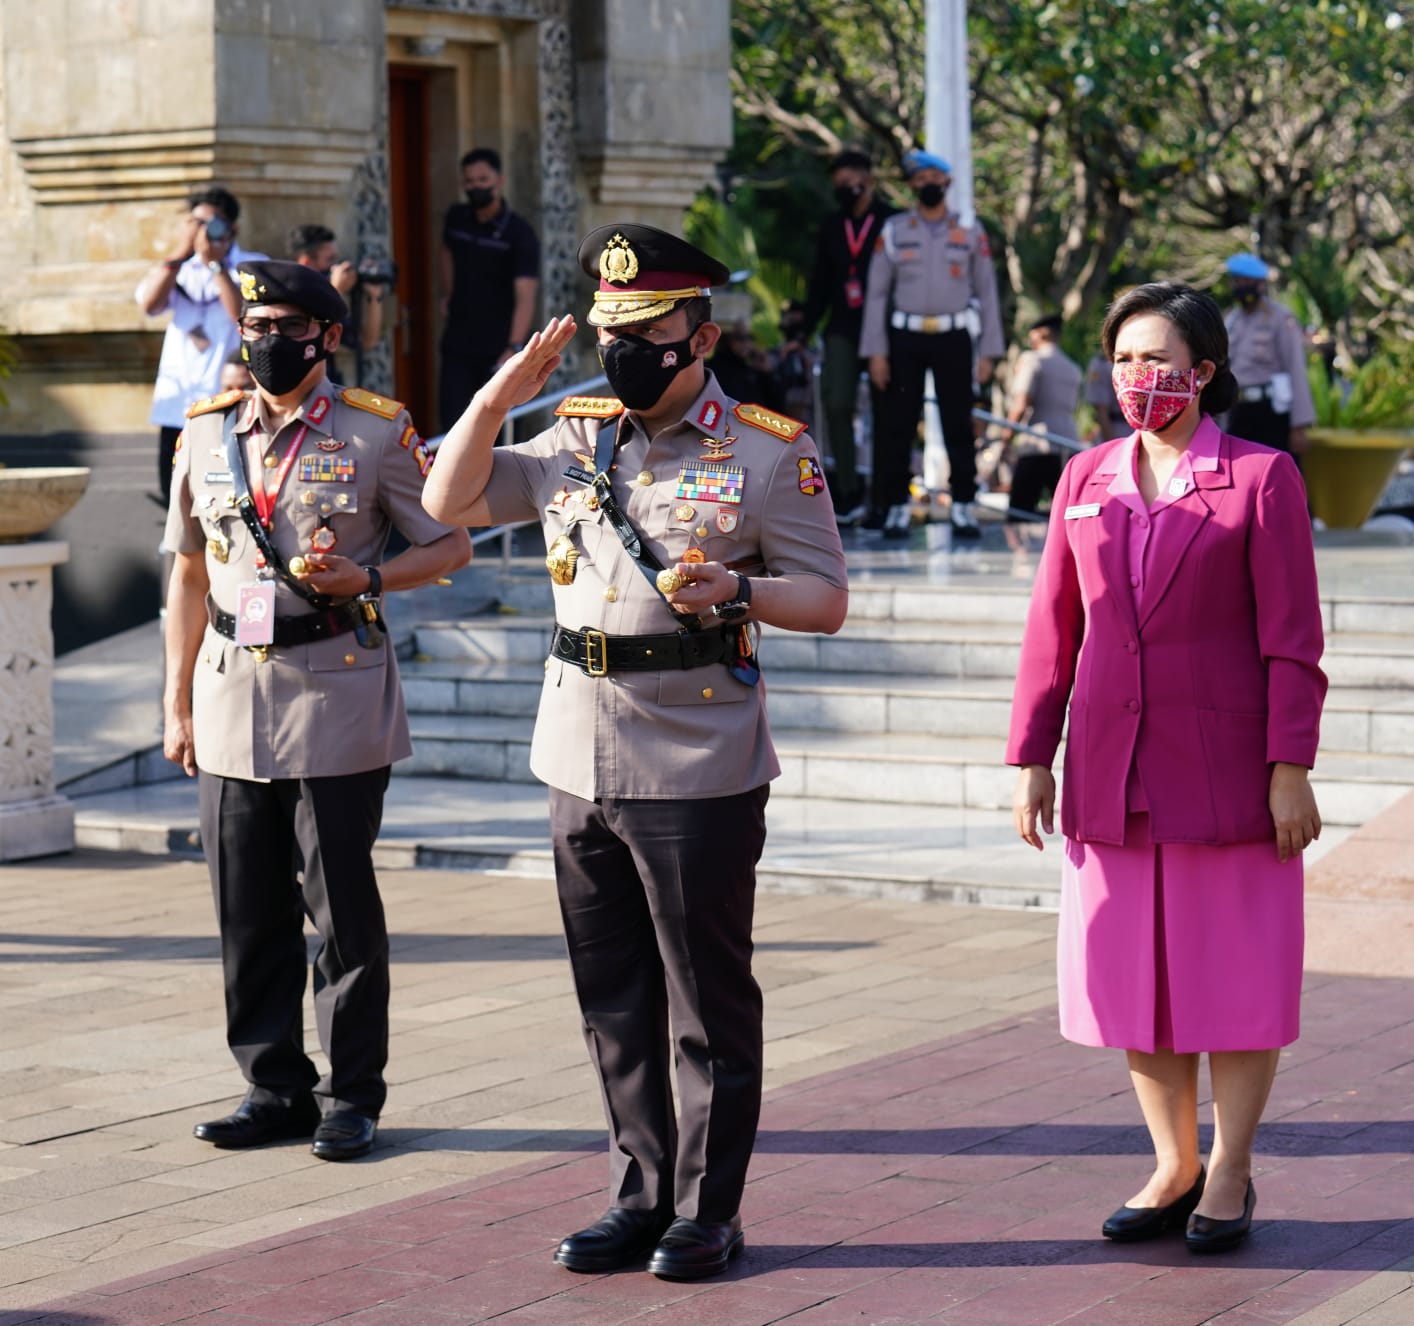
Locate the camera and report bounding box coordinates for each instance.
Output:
[356,256,398,290]
[203,215,231,243]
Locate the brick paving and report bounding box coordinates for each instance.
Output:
[0,794,1411,1324]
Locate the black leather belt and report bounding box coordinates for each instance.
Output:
[210,600,363,648]
[551,624,739,677]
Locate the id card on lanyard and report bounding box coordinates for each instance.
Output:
[842,214,876,309]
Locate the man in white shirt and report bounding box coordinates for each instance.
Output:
[135,186,266,505]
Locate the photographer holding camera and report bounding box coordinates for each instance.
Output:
[137,186,266,505]
[288,224,390,361]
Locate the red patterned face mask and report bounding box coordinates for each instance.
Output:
[1111,362,1199,432]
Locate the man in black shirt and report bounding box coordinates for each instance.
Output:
[438,147,541,432]
[802,150,895,522]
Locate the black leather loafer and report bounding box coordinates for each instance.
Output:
[1187,1180,1256,1253]
[311,1109,377,1161]
[193,1097,321,1149]
[1101,1167,1206,1242]
[553,1208,671,1272]
[646,1215,744,1281]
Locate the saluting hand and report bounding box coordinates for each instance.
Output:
[477,316,578,415]
[1012,765,1055,851]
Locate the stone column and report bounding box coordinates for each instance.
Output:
[0,542,75,861]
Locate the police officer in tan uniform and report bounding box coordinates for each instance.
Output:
[424,225,848,1280]
[1224,253,1315,457]
[163,260,470,1161]
[861,148,1005,539]
[1005,314,1083,515]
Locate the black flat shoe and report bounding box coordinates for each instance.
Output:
[1186,1180,1256,1253]
[193,1097,320,1149]
[311,1109,377,1161]
[554,1207,671,1273]
[646,1214,744,1281]
[1101,1167,1206,1242]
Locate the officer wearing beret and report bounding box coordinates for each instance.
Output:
[424,225,849,1280]
[1223,253,1315,458]
[163,259,470,1161]
[861,149,1005,539]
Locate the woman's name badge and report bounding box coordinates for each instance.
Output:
[234,582,276,647]
[1064,503,1101,519]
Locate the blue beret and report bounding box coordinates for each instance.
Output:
[902,149,952,177]
[1225,253,1269,280]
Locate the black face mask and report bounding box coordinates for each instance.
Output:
[833,184,864,211]
[1234,283,1262,308]
[243,332,328,397]
[466,187,495,209]
[915,183,946,209]
[598,331,696,411]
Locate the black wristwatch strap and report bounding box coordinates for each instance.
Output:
[361,564,383,598]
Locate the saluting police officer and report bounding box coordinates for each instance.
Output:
[423,225,849,1280]
[861,148,1005,539]
[163,260,470,1161]
[1224,252,1315,458]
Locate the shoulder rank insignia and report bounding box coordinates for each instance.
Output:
[734,402,807,443]
[555,395,625,419]
[340,387,405,419]
[185,388,246,419]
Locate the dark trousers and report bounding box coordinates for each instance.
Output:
[549,784,769,1223]
[198,766,392,1115]
[875,326,977,508]
[821,335,879,508]
[1009,452,1065,516]
[158,426,183,506]
[1228,398,1294,455]
[439,351,501,434]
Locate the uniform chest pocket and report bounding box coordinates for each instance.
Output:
[657,667,749,707]
[895,245,921,262]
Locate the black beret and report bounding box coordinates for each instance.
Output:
[1029,313,1064,334]
[576,223,731,327]
[237,259,349,323]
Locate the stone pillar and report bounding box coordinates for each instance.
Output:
[0,542,75,861]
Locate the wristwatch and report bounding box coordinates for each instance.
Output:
[206,259,226,274]
[711,572,752,622]
[360,565,383,598]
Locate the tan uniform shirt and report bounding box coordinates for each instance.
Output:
[165,379,456,781]
[479,373,849,801]
[859,210,1005,360]
[1225,297,1316,428]
[1010,345,1083,446]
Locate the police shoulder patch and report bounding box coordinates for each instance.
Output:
[341,387,405,419]
[185,388,246,419]
[734,402,807,442]
[554,395,625,418]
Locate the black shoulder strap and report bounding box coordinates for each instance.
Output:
[223,408,332,611]
[590,417,700,629]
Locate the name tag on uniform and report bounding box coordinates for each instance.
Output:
[204,470,233,484]
[563,464,595,486]
[1064,503,1102,520]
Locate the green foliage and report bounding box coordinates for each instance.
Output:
[1308,350,1414,431]
[0,327,15,409]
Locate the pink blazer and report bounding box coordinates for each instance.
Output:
[1006,425,1327,846]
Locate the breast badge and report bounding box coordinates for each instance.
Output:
[675,460,744,505]
[716,509,738,534]
[797,456,826,497]
[298,455,356,484]
[545,534,579,585]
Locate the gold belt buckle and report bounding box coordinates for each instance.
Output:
[583,628,608,677]
[247,644,269,664]
[921,315,941,333]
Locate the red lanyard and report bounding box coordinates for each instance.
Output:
[250,423,308,528]
[843,214,876,271]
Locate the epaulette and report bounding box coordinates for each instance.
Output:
[734,402,807,442]
[341,387,405,419]
[185,388,246,419]
[555,395,625,418]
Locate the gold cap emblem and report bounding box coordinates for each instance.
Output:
[599,233,640,286]
[238,270,259,302]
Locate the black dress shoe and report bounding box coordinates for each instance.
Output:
[553,1208,671,1273]
[193,1097,320,1149]
[1101,1168,1206,1242]
[311,1109,377,1161]
[1186,1180,1256,1253]
[646,1215,744,1281]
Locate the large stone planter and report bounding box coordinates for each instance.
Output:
[1303,429,1413,530]
[0,466,91,860]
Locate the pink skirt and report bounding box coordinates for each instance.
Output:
[1058,813,1303,1053]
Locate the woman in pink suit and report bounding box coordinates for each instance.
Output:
[1007,283,1326,1254]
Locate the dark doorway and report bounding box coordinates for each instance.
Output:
[388,65,436,429]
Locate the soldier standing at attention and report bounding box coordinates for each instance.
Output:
[163,260,470,1161]
[423,225,848,1280]
[860,148,1005,540]
[1223,253,1315,458]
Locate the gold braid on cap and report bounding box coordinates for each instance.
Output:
[592,285,705,308]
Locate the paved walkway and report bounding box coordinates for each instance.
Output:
[1,793,1411,1324]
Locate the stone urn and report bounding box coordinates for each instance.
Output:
[1303,429,1413,530]
[0,465,91,859]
